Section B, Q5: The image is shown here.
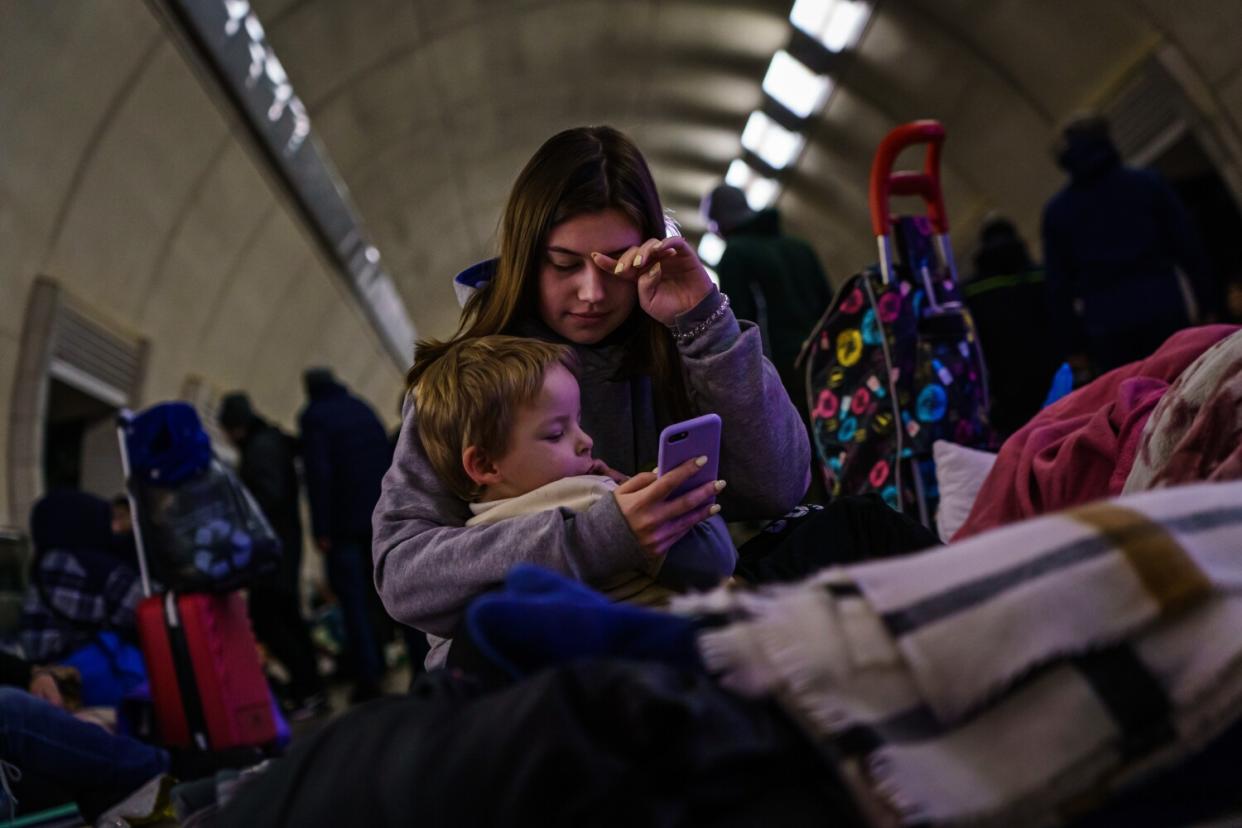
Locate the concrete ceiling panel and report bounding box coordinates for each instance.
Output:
[296,293,392,388]
[235,264,339,423]
[135,141,279,319]
[312,59,444,181]
[0,2,162,250]
[909,0,1156,120]
[1135,0,1242,87]
[195,210,314,374]
[652,2,791,60]
[256,0,421,106]
[42,43,231,320]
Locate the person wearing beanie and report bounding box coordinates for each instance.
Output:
[298,369,393,703]
[961,216,1063,437]
[19,490,143,664]
[702,184,833,499]
[220,392,326,719]
[1042,114,1217,376]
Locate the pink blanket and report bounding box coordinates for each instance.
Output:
[954,325,1239,541]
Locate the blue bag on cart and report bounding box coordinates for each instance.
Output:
[122,403,280,592]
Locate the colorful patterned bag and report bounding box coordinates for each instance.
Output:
[799,122,992,526]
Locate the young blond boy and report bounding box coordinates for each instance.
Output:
[413,335,735,666]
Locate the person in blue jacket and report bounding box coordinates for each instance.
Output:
[299,368,393,702]
[1042,114,1216,377]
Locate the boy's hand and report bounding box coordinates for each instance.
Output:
[588,458,629,484]
[30,670,64,708]
[613,456,723,560]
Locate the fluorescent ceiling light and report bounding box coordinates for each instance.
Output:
[723,158,781,210]
[744,177,779,210]
[790,0,870,53]
[763,51,832,119]
[790,0,833,39]
[823,0,869,51]
[698,232,726,267]
[725,159,751,187]
[741,111,805,170]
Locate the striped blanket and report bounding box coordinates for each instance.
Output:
[675,480,1242,826]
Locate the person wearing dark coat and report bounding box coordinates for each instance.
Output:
[219,392,325,717]
[299,368,391,701]
[962,217,1064,438]
[703,184,832,502]
[1042,114,1216,376]
[702,185,833,413]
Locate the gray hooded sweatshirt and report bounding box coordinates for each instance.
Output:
[372,267,810,641]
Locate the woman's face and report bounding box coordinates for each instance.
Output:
[537,208,641,344]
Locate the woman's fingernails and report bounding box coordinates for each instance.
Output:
[714,479,727,491]
[614,260,625,274]
[709,504,722,515]
[633,254,643,267]
[695,456,708,467]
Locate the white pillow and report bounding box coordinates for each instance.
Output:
[933,440,998,542]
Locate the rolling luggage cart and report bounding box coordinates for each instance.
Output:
[798,120,992,526]
[118,405,277,750]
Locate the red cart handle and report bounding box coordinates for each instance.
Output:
[868,120,948,237]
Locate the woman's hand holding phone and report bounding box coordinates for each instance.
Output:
[613,458,724,560]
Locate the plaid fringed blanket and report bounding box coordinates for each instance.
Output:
[675,481,1242,826]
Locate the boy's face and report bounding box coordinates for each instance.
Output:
[485,364,598,500]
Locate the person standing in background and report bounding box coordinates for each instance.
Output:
[961,216,1063,438]
[1042,114,1217,378]
[219,392,326,719]
[702,183,832,500]
[702,184,832,411]
[299,369,391,702]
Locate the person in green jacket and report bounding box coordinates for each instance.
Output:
[702,184,832,419]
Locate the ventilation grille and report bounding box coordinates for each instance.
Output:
[49,304,143,407]
[1104,60,1187,164]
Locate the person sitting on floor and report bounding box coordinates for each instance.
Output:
[19,489,148,710]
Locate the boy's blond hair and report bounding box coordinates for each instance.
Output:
[412,335,577,501]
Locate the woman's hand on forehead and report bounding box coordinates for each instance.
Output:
[591,236,714,327]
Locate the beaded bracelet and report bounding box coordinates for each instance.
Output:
[671,293,731,344]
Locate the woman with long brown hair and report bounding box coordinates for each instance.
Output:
[373,125,810,667]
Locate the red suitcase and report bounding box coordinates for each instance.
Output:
[136,591,276,750]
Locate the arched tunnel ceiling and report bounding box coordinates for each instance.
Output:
[253,0,791,340]
[4,0,1242,529]
[247,0,1242,343]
